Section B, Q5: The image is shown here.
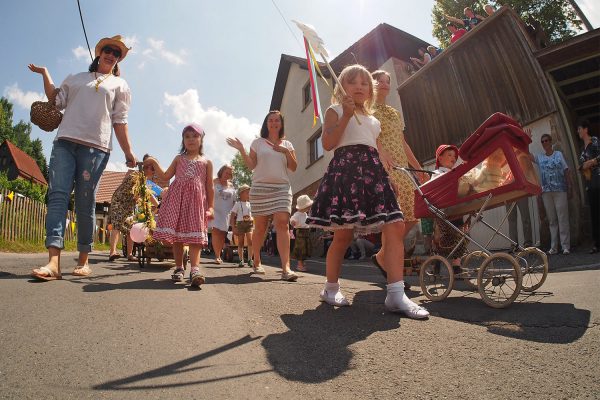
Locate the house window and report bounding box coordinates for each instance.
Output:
[302,81,312,111]
[308,128,323,165]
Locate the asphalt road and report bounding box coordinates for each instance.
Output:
[0,251,598,399]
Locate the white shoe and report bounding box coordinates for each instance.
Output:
[563,249,570,255]
[320,289,350,307]
[282,270,298,282]
[547,249,557,255]
[253,265,266,274]
[384,293,430,319]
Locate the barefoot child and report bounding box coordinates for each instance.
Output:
[230,184,254,268]
[306,64,429,319]
[290,194,313,272]
[144,124,214,287]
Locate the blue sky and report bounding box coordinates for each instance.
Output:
[2,1,598,174]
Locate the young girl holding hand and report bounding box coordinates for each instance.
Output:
[306,64,429,319]
[144,124,214,287]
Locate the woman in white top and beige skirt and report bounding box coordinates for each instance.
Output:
[226,110,299,281]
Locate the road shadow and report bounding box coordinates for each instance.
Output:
[423,293,591,344]
[93,335,270,391]
[262,289,404,383]
[77,277,186,292]
[206,273,283,285]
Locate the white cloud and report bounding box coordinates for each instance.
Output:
[146,38,187,65]
[104,161,129,172]
[72,46,90,61]
[163,89,260,170]
[122,35,139,54]
[3,83,45,109]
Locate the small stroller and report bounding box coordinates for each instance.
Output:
[398,113,548,308]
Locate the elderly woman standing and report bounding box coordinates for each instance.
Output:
[209,164,236,264]
[227,110,299,281]
[29,35,136,280]
[370,70,424,289]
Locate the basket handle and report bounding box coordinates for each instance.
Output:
[48,87,60,106]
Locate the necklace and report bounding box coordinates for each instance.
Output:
[94,72,111,92]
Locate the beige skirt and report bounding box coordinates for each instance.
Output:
[250,182,292,216]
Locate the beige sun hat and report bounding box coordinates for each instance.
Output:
[95,35,130,60]
[237,184,251,196]
[296,194,314,210]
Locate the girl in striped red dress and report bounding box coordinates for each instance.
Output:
[144,124,214,287]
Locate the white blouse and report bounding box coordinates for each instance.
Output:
[250,137,294,184]
[55,72,131,152]
[329,104,380,150]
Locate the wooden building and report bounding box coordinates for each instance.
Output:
[398,6,600,244]
[0,140,47,186]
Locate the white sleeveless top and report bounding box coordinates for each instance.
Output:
[329,104,380,150]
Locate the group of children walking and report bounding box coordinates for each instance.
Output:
[143,63,432,319]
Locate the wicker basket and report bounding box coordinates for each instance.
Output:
[30,88,62,132]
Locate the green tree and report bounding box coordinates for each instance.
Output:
[231,152,252,188]
[0,97,48,179]
[432,0,582,48]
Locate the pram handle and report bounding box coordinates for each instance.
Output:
[392,167,434,175]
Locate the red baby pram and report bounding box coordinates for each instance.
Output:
[398,113,548,308]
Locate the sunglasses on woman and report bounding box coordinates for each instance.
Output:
[102,46,122,59]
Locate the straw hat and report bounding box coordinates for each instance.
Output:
[95,35,130,60]
[296,194,313,210]
[237,184,251,196]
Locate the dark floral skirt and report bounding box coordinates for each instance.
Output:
[306,145,403,234]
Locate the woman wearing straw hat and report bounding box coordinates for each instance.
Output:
[29,35,137,281]
[226,110,299,281]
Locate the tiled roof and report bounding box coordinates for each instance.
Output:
[96,170,170,204]
[2,140,47,186]
[96,170,130,203]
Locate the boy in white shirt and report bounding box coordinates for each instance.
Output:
[230,185,254,267]
[290,195,313,272]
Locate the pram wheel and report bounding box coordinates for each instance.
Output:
[477,252,522,308]
[461,251,490,290]
[516,247,548,292]
[419,255,454,301]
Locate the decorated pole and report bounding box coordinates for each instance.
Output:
[293,20,361,125]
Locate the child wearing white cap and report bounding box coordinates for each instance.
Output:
[290,195,313,272]
[230,185,254,267]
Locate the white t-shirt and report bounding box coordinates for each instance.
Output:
[329,104,380,150]
[55,72,131,152]
[250,137,294,184]
[230,201,253,222]
[290,211,309,228]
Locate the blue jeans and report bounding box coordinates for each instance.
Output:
[46,139,109,252]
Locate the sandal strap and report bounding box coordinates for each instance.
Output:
[38,266,57,277]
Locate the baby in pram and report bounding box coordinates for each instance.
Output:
[430,145,469,270]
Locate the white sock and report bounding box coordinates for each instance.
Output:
[325,281,340,292]
[386,281,405,293]
[386,281,420,309]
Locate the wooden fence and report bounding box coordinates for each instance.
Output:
[0,188,76,243]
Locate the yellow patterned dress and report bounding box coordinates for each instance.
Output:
[373,103,417,223]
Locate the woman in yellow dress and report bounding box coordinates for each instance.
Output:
[371,70,425,288]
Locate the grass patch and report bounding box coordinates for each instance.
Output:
[0,240,112,253]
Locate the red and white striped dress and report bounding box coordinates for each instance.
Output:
[153,156,209,245]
